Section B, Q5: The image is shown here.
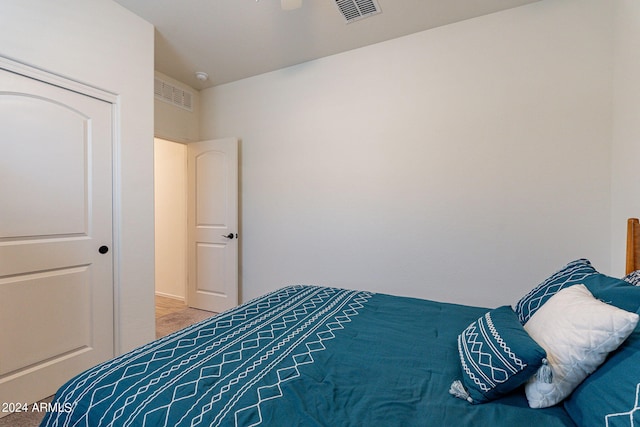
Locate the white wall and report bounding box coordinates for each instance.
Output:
[200,0,615,307]
[0,0,155,352]
[154,138,187,300]
[611,0,640,274]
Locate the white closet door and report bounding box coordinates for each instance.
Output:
[0,67,114,411]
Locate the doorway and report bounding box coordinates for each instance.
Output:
[154,137,187,305]
[154,137,239,315]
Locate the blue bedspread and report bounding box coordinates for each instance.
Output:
[41,285,575,426]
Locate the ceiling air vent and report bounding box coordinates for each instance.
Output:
[335,0,381,23]
[154,77,193,112]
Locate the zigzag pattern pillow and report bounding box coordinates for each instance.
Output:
[623,270,640,286]
[514,259,596,325]
[453,306,546,404]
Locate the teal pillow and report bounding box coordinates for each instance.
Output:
[583,273,640,314]
[451,306,546,404]
[514,259,596,325]
[564,320,640,426]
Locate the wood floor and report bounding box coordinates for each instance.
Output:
[155,295,187,317]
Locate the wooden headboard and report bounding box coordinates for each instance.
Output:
[626,218,640,275]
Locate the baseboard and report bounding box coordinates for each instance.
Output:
[155,291,186,302]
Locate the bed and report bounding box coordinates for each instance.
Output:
[40,219,640,427]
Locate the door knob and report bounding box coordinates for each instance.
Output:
[222,233,235,239]
[98,245,109,254]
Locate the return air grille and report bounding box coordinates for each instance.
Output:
[154,77,193,111]
[335,0,381,23]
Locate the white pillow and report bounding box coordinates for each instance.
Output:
[523,284,639,409]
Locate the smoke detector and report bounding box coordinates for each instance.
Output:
[195,71,209,82]
[334,0,381,23]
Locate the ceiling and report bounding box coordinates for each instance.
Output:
[114,0,540,90]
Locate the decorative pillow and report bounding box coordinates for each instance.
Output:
[514,259,596,325]
[623,269,640,286]
[583,272,640,313]
[563,320,640,426]
[450,305,546,404]
[524,285,639,409]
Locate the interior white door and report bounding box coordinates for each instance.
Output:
[0,67,114,411]
[187,138,239,313]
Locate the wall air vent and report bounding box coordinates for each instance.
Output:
[154,77,193,112]
[334,0,381,23]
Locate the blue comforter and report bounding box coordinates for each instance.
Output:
[41,286,574,426]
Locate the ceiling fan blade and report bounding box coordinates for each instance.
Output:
[281,0,302,10]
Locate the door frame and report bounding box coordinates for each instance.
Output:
[0,55,123,354]
[153,137,241,312]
